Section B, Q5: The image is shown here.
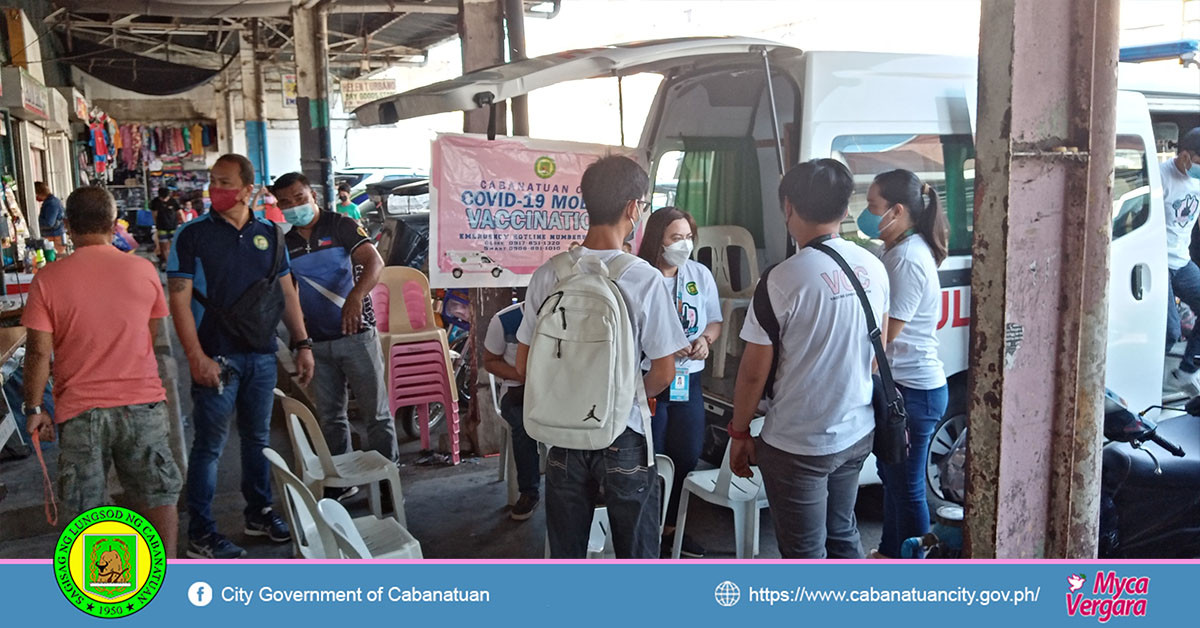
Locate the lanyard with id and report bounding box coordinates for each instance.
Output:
[670,273,690,402]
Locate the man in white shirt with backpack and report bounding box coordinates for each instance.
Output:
[516,155,689,558]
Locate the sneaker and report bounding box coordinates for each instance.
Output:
[661,531,706,558]
[245,508,291,543]
[187,533,247,559]
[510,493,539,521]
[323,486,360,502]
[1165,368,1200,396]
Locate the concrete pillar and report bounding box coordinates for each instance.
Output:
[460,0,509,456]
[967,0,1120,558]
[241,22,269,186]
[293,5,335,207]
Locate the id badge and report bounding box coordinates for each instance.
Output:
[669,366,690,402]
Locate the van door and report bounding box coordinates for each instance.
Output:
[1109,91,1168,415]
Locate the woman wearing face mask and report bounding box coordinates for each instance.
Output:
[636,206,722,558]
[857,169,948,558]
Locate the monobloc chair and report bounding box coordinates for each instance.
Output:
[263,447,337,559]
[492,373,549,506]
[276,391,408,527]
[672,417,768,559]
[317,498,423,559]
[696,226,760,378]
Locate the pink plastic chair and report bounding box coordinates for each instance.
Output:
[388,342,461,465]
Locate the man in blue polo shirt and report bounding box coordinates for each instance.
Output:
[167,153,315,559]
[271,172,396,491]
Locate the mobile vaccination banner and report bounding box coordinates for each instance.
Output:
[429,133,635,288]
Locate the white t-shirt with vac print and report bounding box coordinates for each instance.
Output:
[1162,158,1200,270]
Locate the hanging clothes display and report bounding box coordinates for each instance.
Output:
[190,123,204,157]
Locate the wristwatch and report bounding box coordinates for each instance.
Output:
[23,403,44,416]
[291,338,314,351]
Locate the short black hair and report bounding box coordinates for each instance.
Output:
[1180,127,1200,154]
[65,187,117,235]
[580,155,648,226]
[270,172,310,195]
[337,182,350,193]
[215,153,255,186]
[157,187,170,198]
[778,159,854,224]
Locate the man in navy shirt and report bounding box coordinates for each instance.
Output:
[272,172,396,493]
[35,181,66,254]
[167,154,314,559]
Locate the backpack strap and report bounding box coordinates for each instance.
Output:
[549,250,578,282]
[751,264,780,398]
[605,252,641,282]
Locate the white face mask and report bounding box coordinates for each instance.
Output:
[662,238,694,267]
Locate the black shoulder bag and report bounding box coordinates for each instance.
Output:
[192,224,287,354]
[751,236,908,464]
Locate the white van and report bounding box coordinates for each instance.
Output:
[446,250,504,278]
[357,37,1196,497]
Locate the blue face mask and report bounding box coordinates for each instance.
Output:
[281,203,316,226]
[857,208,884,238]
[1190,164,1200,180]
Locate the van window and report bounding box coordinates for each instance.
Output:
[653,137,765,246]
[832,134,975,255]
[1112,134,1151,241]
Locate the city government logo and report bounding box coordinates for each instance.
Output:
[534,156,556,179]
[714,581,741,607]
[53,506,167,618]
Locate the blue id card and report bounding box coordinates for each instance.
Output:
[669,366,689,402]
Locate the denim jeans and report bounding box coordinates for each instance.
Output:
[544,428,661,558]
[651,371,705,526]
[499,388,540,496]
[877,384,949,557]
[186,352,277,540]
[1166,261,1200,373]
[312,328,398,462]
[756,431,873,559]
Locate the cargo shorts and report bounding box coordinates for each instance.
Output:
[57,401,183,516]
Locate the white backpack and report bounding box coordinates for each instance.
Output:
[523,250,653,459]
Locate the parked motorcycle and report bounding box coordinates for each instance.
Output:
[919,390,1200,558]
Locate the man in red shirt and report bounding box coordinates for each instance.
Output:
[24,186,182,557]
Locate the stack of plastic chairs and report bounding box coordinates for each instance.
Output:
[372,267,461,464]
[695,226,760,378]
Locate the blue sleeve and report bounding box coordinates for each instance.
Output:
[167,225,194,278]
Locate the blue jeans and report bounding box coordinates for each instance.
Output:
[186,352,278,540]
[877,383,949,557]
[1166,262,1200,373]
[651,371,705,526]
[544,428,661,558]
[499,388,540,496]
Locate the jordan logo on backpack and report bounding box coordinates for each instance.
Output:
[582,405,600,423]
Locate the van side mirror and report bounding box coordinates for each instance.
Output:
[1185,396,1200,416]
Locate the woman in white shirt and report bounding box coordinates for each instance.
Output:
[857,169,949,558]
[636,207,722,558]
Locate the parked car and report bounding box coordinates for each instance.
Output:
[335,167,427,205]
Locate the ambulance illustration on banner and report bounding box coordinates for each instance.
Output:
[446,250,505,278]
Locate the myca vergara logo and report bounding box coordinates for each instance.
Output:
[1065,571,1149,623]
[54,506,167,618]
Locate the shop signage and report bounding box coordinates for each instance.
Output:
[74,93,88,119]
[19,70,47,119]
[282,74,297,107]
[0,67,48,121]
[429,133,635,288]
[341,78,397,112]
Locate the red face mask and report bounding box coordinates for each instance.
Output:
[209,187,242,213]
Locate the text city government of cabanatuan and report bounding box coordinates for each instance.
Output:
[221,585,490,605]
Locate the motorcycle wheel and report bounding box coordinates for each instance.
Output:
[926,384,968,516]
[399,403,447,440]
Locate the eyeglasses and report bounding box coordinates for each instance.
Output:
[634,200,651,212]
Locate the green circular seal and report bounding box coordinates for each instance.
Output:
[534,156,556,179]
[54,506,167,619]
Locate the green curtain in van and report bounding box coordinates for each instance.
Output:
[675,137,764,246]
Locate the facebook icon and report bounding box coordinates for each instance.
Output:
[188,582,213,607]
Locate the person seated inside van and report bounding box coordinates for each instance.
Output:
[1163,128,1200,394]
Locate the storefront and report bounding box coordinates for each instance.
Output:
[0,66,53,240]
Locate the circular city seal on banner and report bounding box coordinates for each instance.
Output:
[534,156,556,179]
[53,506,167,619]
[253,235,270,251]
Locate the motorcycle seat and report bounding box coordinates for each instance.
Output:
[1105,416,1200,489]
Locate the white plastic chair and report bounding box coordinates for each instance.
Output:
[672,418,768,559]
[263,447,337,559]
[276,391,408,527]
[544,454,674,558]
[491,373,549,507]
[696,226,760,378]
[317,498,423,559]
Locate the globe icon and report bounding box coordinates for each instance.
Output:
[714,581,741,607]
